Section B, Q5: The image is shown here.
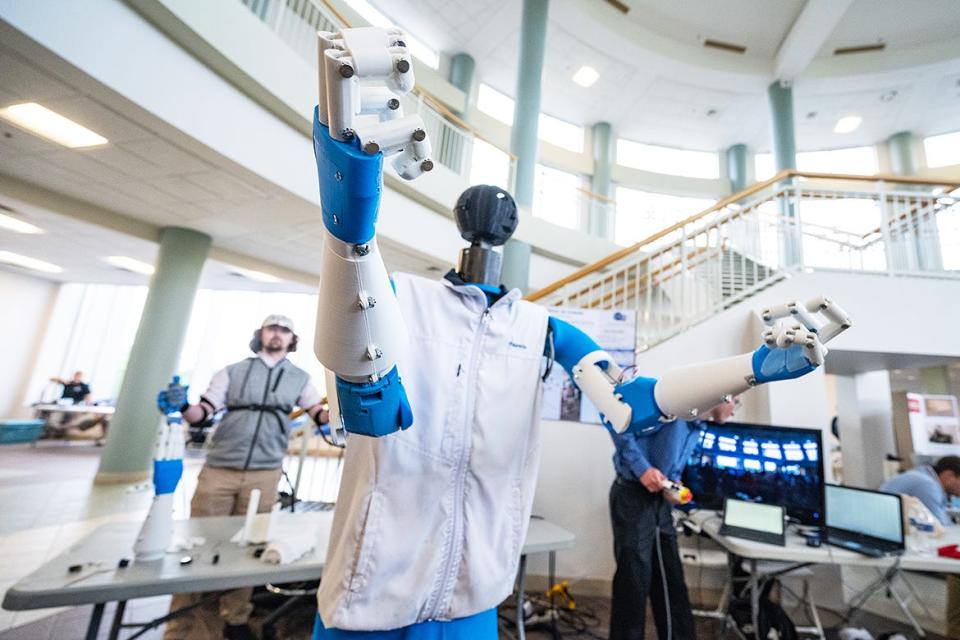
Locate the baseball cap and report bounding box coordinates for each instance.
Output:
[261,314,295,332]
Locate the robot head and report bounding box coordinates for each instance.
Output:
[453,185,518,286]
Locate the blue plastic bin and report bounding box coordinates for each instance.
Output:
[0,419,45,445]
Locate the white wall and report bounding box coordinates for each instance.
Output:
[0,269,58,419]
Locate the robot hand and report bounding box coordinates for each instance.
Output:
[157,376,188,415]
[751,296,851,384]
[314,27,433,246]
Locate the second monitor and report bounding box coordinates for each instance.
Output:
[682,421,825,526]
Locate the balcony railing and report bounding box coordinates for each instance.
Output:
[527,171,960,351]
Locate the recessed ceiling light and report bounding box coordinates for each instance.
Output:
[105,256,155,275]
[571,66,599,88]
[0,102,108,148]
[230,266,281,283]
[834,115,862,133]
[0,211,43,234]
[0,250,62,273]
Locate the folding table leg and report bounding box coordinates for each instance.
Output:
[85,602,106,640]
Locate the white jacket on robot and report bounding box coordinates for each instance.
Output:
[317,272,548,630]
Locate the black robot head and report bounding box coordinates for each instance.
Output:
[453,185,518,287]
[454,185,518,246]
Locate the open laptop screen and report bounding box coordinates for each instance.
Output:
[825,484,904,546]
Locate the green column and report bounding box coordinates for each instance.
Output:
[589,122,614,240]
[510,0,549,208]
[767,81,796,174]
[504,0,549,294]
[767,80,800,266]
[887,131,918,175]
[726,143,748,194]
[886,131,942,271]
[96,227,211,484]
[448,52,476,118]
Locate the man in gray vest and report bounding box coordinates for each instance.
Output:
[160,314,327,640]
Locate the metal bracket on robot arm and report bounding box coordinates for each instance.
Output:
[652,296,852,421]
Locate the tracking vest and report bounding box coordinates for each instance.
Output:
[205,356,310,470]
[317,273,549,630]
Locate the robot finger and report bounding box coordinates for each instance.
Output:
[323,48,358,141]
[356,114,429,157]
[809,297,853,344]
[804,339,828,367]
[385,50,415,94]
[340,27,395,77]
[317,32,344,126]
[761,301,799,325]
[791,305,823,335]
[392,147,434,180]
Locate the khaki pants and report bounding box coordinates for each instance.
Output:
[163,465,282,640]
[948,574,960,639]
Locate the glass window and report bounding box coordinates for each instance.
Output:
[477,84,514,125]
[538,113,584,153]
[755,153,775,181]
[617,139,719,179]
[341,0,439,68]
[755,146,878,179]
[469,138,511,189]
[924,131,960,168]
[533,164,581,229]
[614,186,715,246]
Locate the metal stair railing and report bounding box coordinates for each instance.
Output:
[527,172,960,351]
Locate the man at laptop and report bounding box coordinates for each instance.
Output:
[880,456,960,638]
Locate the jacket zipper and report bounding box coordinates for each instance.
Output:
[430,307,490,619]
[243,362,275,471]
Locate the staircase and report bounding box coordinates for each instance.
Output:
[528,171,960,351]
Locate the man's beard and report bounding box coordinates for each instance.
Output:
[264,338,286,353]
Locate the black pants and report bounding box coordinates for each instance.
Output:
[609,477,696,640]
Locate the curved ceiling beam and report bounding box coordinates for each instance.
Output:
[775,0,855,82]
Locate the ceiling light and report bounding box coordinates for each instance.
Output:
[0,211,43,234]
[0,103,108,148]
[230,266,281,283]
[105,256,155,275]
[571,66,599,88]
[0,250,62,273]
[834,116,862,133]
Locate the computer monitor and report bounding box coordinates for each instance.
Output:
[824,484,904,552]
[682,421,825,526]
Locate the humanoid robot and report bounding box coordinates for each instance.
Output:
[310,27,851,639]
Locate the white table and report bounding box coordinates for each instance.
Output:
[2,512,574,640]
[684,510,960,638]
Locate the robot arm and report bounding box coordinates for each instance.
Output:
[549,296,851,434]
[135,376,187,561]
[313,27,433,441]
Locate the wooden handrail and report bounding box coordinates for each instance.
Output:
[576,186,616,204]
[526,170,960,302]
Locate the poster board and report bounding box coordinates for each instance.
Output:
[903,392,960,458]
[541,307,636,424]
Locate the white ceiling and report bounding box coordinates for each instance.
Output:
[0,40,448,288]
[372,0,960,151]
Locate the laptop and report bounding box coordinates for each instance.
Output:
[720,498,786,546]
[824,484,905,557]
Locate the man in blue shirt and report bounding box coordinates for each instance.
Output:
[879,456,960,526]
[880,456,960,638]
[607,396,739,640]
